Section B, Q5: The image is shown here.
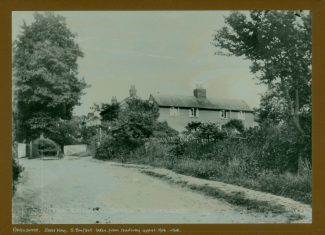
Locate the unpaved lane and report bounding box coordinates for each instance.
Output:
[13,156,291,224]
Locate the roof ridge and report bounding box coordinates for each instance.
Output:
[150,93,252,111]
[151,92,247,102]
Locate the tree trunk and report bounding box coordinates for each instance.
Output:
[282,78,305,136]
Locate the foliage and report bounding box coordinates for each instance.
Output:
[213,10,312,173]
[193,123,227,140]
[94,98,161,157]
[213,10,311,137]
[222,119,245,133]
[13,12,87,141]
[24,114,87,148]
[80,125,97,145]
[98,103,120,121]
[109,139,311,204]
[109,98,160,151]
[152,121,178,138]
[243,122,311,173]
[30,137,62,158]
[94,136,115,160]
[12,143,24,193]
[185,121,202,132]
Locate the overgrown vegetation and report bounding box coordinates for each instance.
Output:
[93,10,312,206]
[95,134,311,204]
[12,144,24,193]
[93,101,311,204]
[13,12,87,143]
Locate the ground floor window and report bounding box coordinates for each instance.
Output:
[189,108,199,118]
[169,107,180,116]
[238,111,246,120]
[221,110,230,119]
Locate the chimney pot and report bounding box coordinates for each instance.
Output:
[193,87,207,99]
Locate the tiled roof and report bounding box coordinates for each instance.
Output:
[150,93,252,112]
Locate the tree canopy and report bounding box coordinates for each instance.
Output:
[110,98,160,150]
[213,11,311,136]
[13,12,87,141]
[98,103,120,121]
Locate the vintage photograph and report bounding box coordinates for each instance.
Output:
[12,11,312,224]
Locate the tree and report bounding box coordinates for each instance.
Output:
[98,103,120,121]
[13,12,87,142]
[213,11,311,137]
[111,98,160,150]
[95,98,161,159]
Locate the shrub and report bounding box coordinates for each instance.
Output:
[185,121,202,132]
[194,123,227,140]
[94,136,115,160]
[152,121,179,138]
[255,169,311,204]
[223,119,245,133]
[12,143,23,193]
[169,139,186,157]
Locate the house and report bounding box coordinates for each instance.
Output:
[148,86,256,132]
[84,112,101,127]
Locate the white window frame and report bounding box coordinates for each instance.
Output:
[238,111,246,120]
[220,110,230,119]
[170,107,180,116]
[189,108,199,118]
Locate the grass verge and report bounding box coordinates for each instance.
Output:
[141,169,304,222]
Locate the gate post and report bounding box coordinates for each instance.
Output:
[29,141,33,158]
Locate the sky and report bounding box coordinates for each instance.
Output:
[12,11,266,116]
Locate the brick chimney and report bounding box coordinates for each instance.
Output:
[111,96,117,104]
[129,85,137,97]
[193,84,206,99]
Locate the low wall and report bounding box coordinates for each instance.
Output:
[64,145,88,156]
[17,143,26,158]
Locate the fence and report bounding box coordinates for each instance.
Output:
[145,135,247,145]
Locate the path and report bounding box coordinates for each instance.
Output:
[12,156,308,224]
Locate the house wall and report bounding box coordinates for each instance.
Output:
[158,107,256,132]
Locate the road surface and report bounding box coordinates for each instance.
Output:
[13,156,297,224]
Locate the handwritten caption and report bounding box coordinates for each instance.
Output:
[13,227,181,233]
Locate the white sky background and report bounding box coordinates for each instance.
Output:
[12,11,267,116]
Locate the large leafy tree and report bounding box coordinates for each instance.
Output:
[98,103,120,122]
[13,12,87,141]
[213,11,311,137]
[111,98,160,150]
[95,97,161,159]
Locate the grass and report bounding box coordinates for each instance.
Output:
[97,140,312,205]
[141,169,304,222]
[139,154,311,204]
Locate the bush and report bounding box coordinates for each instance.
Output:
[223,119,245,133]
[94,136,115,160]
[254,168,311,204]
[13,159,23,183]
[152,121,179,138]
[12,143,23,193]
[243,122,311,173]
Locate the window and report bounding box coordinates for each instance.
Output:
[221,110,230,119]
[238,111,245,120]
[189,108,199,118]
[169,107,180,116]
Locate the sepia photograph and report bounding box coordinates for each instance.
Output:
[11,10,312,224]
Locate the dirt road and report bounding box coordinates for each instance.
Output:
[12,156,307,224]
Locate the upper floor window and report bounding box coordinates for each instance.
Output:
[189,108,199,118]
[170,107,180,116]
[238,111,246,120]
[221,110,230,119]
